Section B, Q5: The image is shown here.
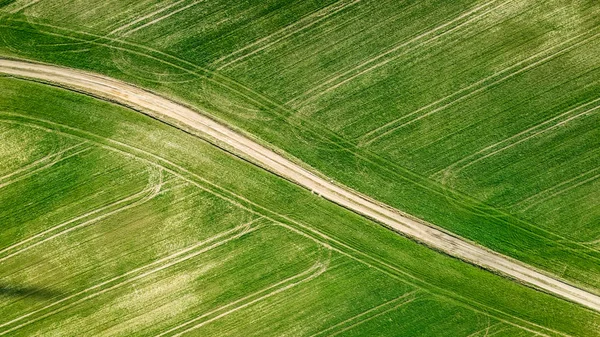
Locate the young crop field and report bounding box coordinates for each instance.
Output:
[1,72,599,337]
[0,0,599,335]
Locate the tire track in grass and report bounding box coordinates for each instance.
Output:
[119,1,205,37]
[2,61,600,315]
[6,18,600,269]
[286,0,508,107]
[309,290,419,337]
[513,167,600,212]
[0,141,91,190]
[0,165,164,263]
[0,133,59,182]
[432,96,600,182]
[107,0,188,37]
[213,0,362,70]
[0,114,569,337]
[154,246,331,337]
[519,171,600,213]
[359,27,600,147]
[0,218,263,335]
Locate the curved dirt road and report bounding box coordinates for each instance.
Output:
[1,58,599,312]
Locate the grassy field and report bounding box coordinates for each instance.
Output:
[1,73,599,336]
[0,0,598,294]
[0,0,599,335]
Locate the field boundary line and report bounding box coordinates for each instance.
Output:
[359,27,600,146]
[286,0,507,107]
[0,218,263,335]
[309,290,418,337]
[155,246,331,337]
[0,113,571,337]
[0,165,164,263]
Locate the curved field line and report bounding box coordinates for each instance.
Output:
[432,97,600,180]
[0,165,163,263]
[309,290,418,337]
[1,61,599,315]
[0,142,90,189]
[155,246,331,337]
[5,0,41,14]
[359,28,600,146]
[0,114,571,337]
[214,0,361,70]
[0,137,59,183]
[286,0,507,107]
[0,219,263,335]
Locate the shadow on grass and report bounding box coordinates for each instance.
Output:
[0,283,63,299]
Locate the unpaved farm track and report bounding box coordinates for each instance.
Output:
[1,58,599,312]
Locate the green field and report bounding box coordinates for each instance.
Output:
[0,0,599,335]
[1,73,599,336]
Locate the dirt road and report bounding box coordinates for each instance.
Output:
[1,58,599,312]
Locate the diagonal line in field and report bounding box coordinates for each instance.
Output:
[359,28,600,146]
[432,97,600,179]
[214,0,361,70]
[0,114,568,337]
[514,166,600,211]
[326,295,419,337]
[286,0,507,107]
[0,218,263,335]
[0,138,60,183]
[519,171,600,213]
[0,165,163,263]
[6,0,41,14]
[309,290,418,337]
[155,247,331,337]
[0,142,90,190]
[121,1,204,37]
[107,0,188,36]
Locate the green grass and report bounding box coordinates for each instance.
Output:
[0,0,598,293]
[0,75,599,336]
[0,0,599,334]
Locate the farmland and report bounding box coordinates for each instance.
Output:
[0,72,599,336]
[0,0,599,335]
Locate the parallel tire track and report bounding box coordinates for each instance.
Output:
[1,59,599,315]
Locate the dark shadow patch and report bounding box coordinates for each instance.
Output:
[0,283,63,299]
[0,0,16,9]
